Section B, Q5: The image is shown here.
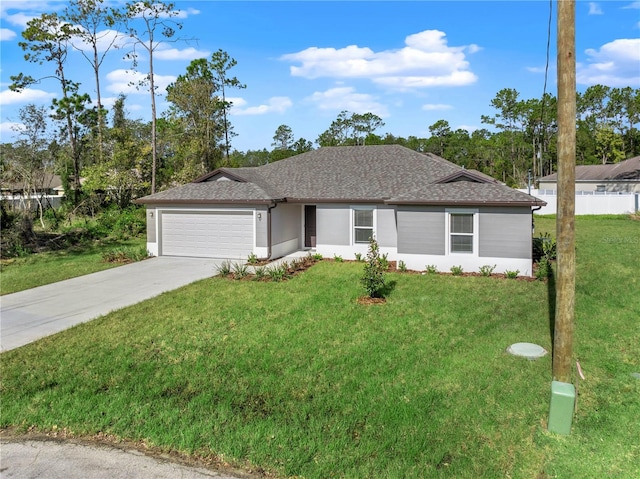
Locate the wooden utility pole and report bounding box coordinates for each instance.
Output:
[554,0,576,383]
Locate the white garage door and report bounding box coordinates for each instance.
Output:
[160,210,253,258]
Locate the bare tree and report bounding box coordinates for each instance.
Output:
[123,0,182,194]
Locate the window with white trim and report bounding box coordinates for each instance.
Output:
[449,212,474,253]
[353,208,374,244]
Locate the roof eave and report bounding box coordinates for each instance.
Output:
[285,197,384,204]
[134,198,277,205]
[385,199,547,207]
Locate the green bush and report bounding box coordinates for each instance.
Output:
[217,260,232,276]
[505,269,520,279]
[425,264,438,274]
[479,264,496,276]
[535,257,552,281]
[102,246,148,264]
[361,238,387,298]
[533,232,557,263]
[398,260,407,272]
[450,265,464,276]
[232,262,249,279]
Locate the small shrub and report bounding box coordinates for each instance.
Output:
[333,254,344,262]
[232,262,249,278]
[535,257,552,281]
[533,232,557,262]
[450,265,463,276]
[289,258,303,271]
[312,253,323,261]
[479,264,496,277]
[267,263,287,282]
[425,264,438,274]
[217,260,232,276]
[398,260,407,272]
[254,266,266,280]
[247,252,259,264]
[354,253,363,262]
[101,246,148,264]
[505,269,520,279]
[361,237,387,298]
[379,253,390,271]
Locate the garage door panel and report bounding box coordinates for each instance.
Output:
[160,211,253,258]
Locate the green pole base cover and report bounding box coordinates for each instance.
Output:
[548,380,575,435]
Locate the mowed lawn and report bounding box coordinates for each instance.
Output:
[0,237,146,295]
[1,216,638,478]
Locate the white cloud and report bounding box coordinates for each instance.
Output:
[0,121,24,140]
[622,2,640,9]
[578,38,640,86]
[307,87,389,117]
[456,124,478,134]
[127,3,199,20]
[0,88,56,105]
[105,69,176,95]
[422,103,453,111]
[231,97,292,116]
[70,29,132,55]
[154,46,210,61]
[281,30,479,89]
[0,28,16,41]
[588,2,603,15]
[173,7,200,19]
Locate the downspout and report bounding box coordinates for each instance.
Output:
[261,201,278,261]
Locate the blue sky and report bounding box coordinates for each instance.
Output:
[1,1,639,152]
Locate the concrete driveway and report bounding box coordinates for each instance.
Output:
[1,257,229,352]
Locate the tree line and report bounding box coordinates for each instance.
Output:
[1,0,639,223]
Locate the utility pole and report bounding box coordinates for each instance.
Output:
[554,0,576,383]
[547,0,577,436]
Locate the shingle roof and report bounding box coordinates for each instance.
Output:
[539,156,640,182]
[135,181,274,204]
[137,145,545,207]
[390,182,546,205]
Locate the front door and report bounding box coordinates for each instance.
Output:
[304,205,317,248]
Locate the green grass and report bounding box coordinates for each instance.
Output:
[0,237,147,295]
[1,216,639,478]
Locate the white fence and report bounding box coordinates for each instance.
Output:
[520,189,639,215]
[1,194,64,211]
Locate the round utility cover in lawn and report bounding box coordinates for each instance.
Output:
[507,342,547,360]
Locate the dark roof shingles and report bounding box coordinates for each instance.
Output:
[138,145,544,206]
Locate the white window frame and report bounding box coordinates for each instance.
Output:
[445,208,479,255]
[351,206,376,245]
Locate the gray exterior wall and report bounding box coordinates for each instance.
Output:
[376,206,397,248]
[146,208,156,243]
[271,203,301,246]
[256,205,268,248]
[316,204,350,245]
[479,206,532,259]
[397,206,445,255]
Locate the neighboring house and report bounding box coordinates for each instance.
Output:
[0,173,65,210]
[136,145,546,276]
[538,156,640,194]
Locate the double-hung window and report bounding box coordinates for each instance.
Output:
[449,211,475,254]
[354,208,374,244]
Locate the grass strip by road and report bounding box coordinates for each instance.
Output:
[0,237,147,295]
[1,216,639,478]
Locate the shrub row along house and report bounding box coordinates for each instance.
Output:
[136,145,546,276]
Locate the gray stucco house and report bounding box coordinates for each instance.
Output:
[136,145,546,276]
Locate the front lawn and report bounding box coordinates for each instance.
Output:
[1,215,638,478]
[0,237,147,295]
